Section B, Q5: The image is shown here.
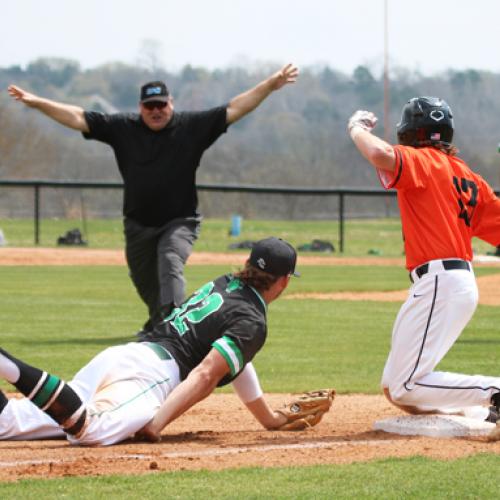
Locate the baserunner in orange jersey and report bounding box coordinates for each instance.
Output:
[348,97,500,435]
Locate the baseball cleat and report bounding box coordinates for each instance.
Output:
[492,392,500,411]
[485,406,499,423]
[0,388,8,414]
[487,422,500,442]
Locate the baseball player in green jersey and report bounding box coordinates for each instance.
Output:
[0,238,299,446]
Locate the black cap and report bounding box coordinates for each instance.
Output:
[140,81,169,103]
[249,237,300,277]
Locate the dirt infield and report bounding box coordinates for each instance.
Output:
[0,247,499,480]
[1,393,499,481]
[0,247,407,267]
[286,272,500,306]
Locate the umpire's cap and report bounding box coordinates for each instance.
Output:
[250,237,300,277]
[140,81,169,103]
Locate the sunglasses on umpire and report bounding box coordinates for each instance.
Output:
[142,101,168,111]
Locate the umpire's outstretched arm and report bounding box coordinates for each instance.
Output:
[225,63,299,124]
[8,84,89,132]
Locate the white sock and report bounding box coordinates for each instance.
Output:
[0,353,20,383]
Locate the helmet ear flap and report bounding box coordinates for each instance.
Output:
[397,128,429,147]
[416,128,427,142]
[397,130,415,146]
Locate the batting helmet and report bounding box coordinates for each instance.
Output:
[396,97,454,148]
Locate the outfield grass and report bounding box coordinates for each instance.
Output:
[1,265,499,393]
[0,217,497,256]
[1,454,499,498]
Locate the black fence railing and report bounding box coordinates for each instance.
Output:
[2,180,497,252]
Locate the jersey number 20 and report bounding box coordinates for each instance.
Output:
[166,282,223,335]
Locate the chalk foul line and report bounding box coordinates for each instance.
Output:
[0,438,400,468]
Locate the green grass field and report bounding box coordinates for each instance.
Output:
[0,216,497,256]
[1,265,499,391]
[0,218,499,496]
[1,455,499,498]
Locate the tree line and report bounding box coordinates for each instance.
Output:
[1,57,499,218]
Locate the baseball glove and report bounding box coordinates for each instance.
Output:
[276,389,335,431]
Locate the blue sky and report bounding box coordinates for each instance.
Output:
[2,0,499,76]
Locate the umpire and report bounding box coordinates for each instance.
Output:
[8,64,299,336]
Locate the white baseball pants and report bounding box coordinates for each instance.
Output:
[0,342,180,446]
[382,259,500,413]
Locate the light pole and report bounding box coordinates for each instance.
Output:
[383,0,390,143]
[383,0,391,217]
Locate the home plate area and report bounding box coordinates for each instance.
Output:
[374,415,495,438]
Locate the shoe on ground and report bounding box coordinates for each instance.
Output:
[485,406,499,423]
[0,389,8,413]
[486,393,500,441]
[492,392,500,410]
[488,422,500,442]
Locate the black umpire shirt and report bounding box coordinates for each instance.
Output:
[83,107,228,227]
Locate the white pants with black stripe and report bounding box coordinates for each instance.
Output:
[382,260,500,413]
[0,343,180,445]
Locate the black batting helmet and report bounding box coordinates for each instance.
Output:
[396,97,454,148]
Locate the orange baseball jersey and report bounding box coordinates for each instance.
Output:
[377,145,500,270]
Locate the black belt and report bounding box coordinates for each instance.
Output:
[411,259,470,282]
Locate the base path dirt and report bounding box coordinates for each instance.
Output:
[0,393,498,481]
[0,247,407,267]
[2,247,499,269]
[286,273,500,306]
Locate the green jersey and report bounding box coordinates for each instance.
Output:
[149,274,267,386]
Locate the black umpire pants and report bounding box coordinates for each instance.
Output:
[124,216,201,332]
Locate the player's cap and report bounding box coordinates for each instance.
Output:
[250,237,300,277]
[140,81,169,103]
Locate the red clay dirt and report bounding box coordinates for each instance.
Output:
[1,393,499,481]
[0,247,406,267]
[0,248,499,480]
